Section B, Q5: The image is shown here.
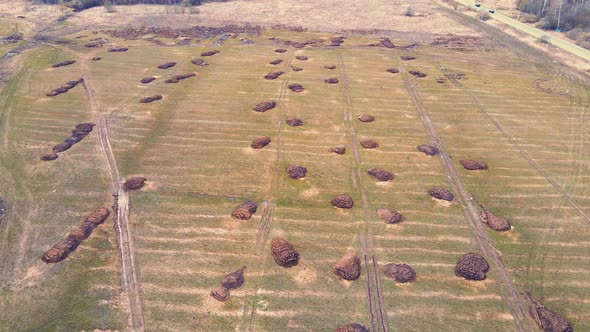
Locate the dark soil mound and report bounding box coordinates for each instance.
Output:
[324,78,339,84]
[269,59,283,65]
[428,187,454,201]
[367,168,394,181]
[379,37,395,48]
[264,71,284,80]
[75,123,95,132]
[417,144,439,156]
[324,65,336,70]
[329,36,345,46]
[253,100,276,112]
[67,222,96,241]
[64,135,84,145]
[360,139,378,149]
[288,84,304,92]
[41,238,80,263]
[251,136,271,149]
[455,252,489,281]
[295,55,308,60]
[275,48,287,53]
[108,47,128,52]
[221,266,245,289]
[140,77,156,84]
[231,200,258,220]
[52,60,76,68]
[291,66,303,72]
[191,59,209,66]
[157,62,176,69]
[46,87,68,97]
[400,55,416,60]
[334,323,369,332]
[125,177,146,190]
[286,165,307,179]
[331,145,346,155]
[376,208,405,224]
[46,78,83,97]
[460,160,488,170]
[331,194,353,209]
[286,117,303,126]
[386,68,399,74]
[165,73,196,83]
[91,57,102,61]
[334,253,361,281]
[63,80,81,89]
[383,263,416,283]
[479,210,511,231]
[210,287,230,302]
[437,78,447,84]
[139,95,162,103]
[409,70,427,78]
[85,207,110,225]
[201,50,219,56]
[52,142,72,153]
[358,115,374,122]
[41,153,59,161]
[527,292,573,332]
[271,238,300,267]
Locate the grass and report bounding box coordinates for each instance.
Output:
[0,28,589,331]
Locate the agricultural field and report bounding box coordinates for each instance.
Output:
[0,12,589,332]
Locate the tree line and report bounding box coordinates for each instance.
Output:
[31,0,202,11]
[515,0,589,30]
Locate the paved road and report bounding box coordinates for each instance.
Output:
[454,0,590,62]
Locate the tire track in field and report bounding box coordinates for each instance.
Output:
[437,63,590,223]
[338,53,389,332]
[397,59,535,332]
[242,52,293,332]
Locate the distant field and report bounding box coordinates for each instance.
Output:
[0,25,588,331]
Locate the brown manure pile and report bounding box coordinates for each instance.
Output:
[231,200,258,220]
[47,78,83,97]
[400,55,416,60]
[295,55,308,60]
[221,266,246,289]
[253,100,276,112]
[409,70,427,78]
[334,253,361,280]
[455,252,489,280]
[417,144,439,156]
[67,222,96,241]
[251,136,271,149]
[42,122,95,160]
[358,115,374,122]
[41,153,58,161]
[210,286,230,302]
[165,73,196,83]
[379,37,395,48]
[334,323,369,332]
[52,142,72,153]
[427,187,454,201]
[139,95,162,103]
[91,57,102,61]
[377,208,405,224]
[201,50,219,56]
[360,139,378,149]
[286,165,307,179]
[191,59,208,66]
[324,65,336,70]
[479,209,511,231]
[271,238,300,267]
[383,263,416,283]
[291,66,303,72]
[108,47,128,52]
[324,78,339,84]
[367,168,394,181]
[85,207,110,225]
[140,77,156,84]
[288,84,304,92]
[41,238,80,263]
[275,48,287,53]
[460,159,488,170]
[157,62,176,69]
[437,78,446,84]
[386,68,399,74]
[286,117,303,126]
[331,194,353,209]
[527,292,573,332]
[125,177,147,190]
[264,71,284,80]
[269,59,283,65]
[330,36,345,46]
[331,145,346,155]
[52,60,76,68]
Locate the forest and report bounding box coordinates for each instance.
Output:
[32,0,202,11]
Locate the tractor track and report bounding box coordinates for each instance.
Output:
[338,53,389,332]
[397,58,535,332]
